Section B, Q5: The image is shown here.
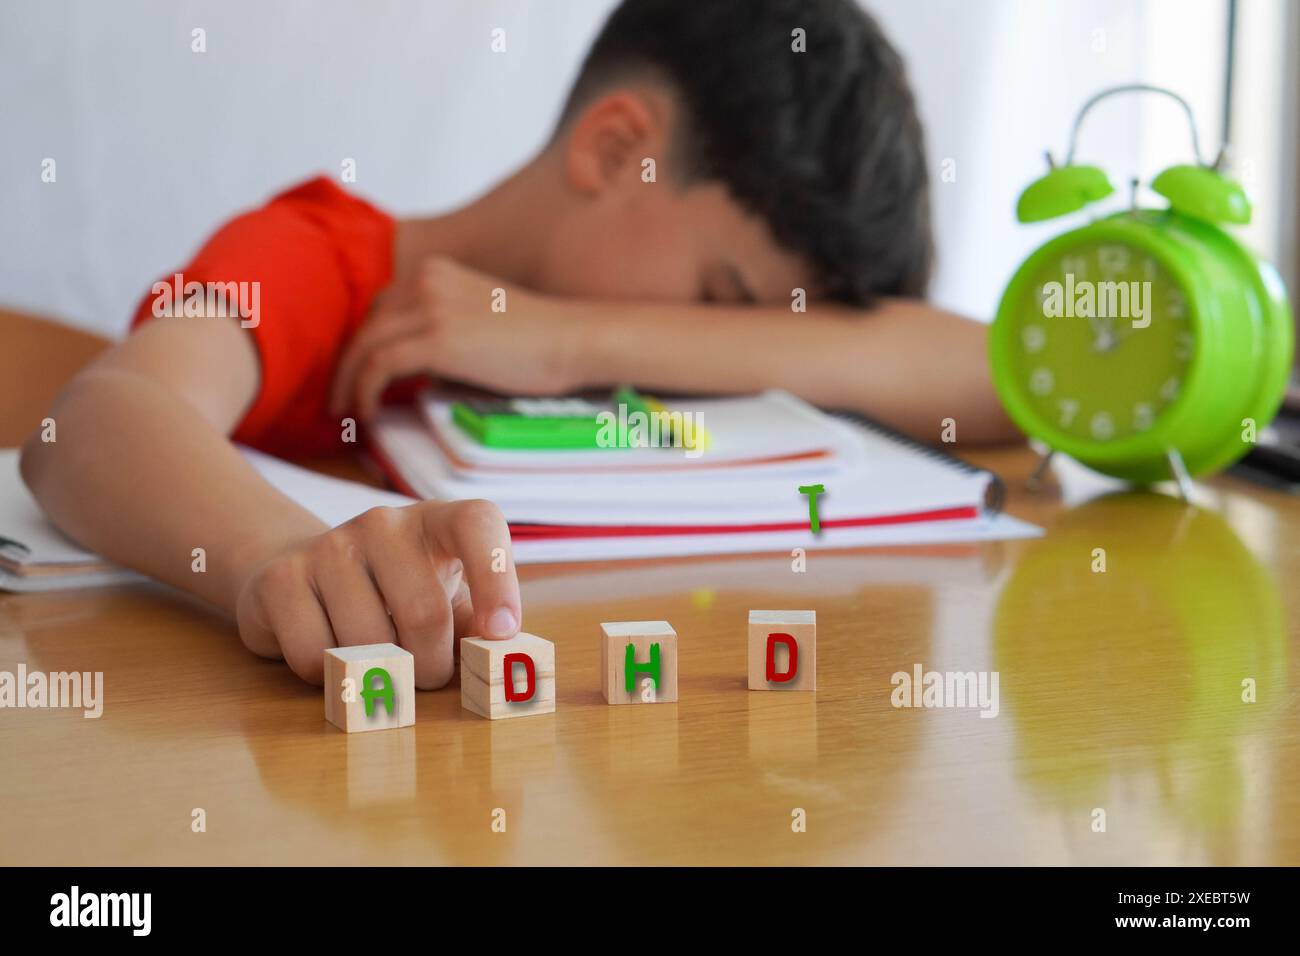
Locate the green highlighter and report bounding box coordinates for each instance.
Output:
[451,386,654,450]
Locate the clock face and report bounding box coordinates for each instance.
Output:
[1006,240,1194,444]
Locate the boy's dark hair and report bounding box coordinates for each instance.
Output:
[558,0,932,303]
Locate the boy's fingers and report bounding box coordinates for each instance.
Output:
[333,309,422,388]
[353,339,435,422]
[246,571,336,684]
[365,534,458,690]
[425,499,521,640]
[311,544,395,648]
[450,580,476,642]
[329,311,427,415]
[236,591,281,660]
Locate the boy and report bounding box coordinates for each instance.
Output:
[21,0,1013,688]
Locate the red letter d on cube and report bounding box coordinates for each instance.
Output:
[765,633,798,683]
[503,653,536,702]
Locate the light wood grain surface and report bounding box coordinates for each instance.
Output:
[2,309,1298,865]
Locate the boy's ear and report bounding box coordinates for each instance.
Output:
[562,90,666,195]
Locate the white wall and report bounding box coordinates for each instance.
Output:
[1229,0,1300,295]
[0,0,1247,338]
[0,0,614,336]
[889,0,1229,316]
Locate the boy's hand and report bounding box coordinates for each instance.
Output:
[329,256,582,420]
[234,498,521,688]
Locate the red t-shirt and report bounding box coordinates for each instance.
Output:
[130,176,396,457]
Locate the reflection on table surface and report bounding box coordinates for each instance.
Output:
[1,447,1297,864]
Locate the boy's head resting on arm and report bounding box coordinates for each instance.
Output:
[534,0,932,307]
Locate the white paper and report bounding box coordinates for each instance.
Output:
[0,441,1039,594]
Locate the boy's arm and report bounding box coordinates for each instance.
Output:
[21,316,321,609]
[574,297,1020,444]
[20,315,521,686]
[333,258,1021,444]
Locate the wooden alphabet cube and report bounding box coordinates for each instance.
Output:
[601,621,678,704]
[460,632,556,720]
[324,642,415,733]
[748,610,816,691]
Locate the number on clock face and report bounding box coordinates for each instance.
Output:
[1014,242,1194,443]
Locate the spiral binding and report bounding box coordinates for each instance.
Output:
[826,409,1007,516]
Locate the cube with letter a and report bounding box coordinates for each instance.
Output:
[324,642,416,733]
[460,632,556,720]
[748,610,816,691]
[600,621,678,704]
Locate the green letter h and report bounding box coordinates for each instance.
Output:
[624,642,661,693]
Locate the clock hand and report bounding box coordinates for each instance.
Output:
[1085,311,1117,352]
[1099,312,1119,350]
[1082,310,1106,342]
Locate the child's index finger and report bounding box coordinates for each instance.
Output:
[422,499,521,641]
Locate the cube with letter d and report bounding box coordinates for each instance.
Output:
[460,632,556,720]
[600,621,678,704]
[748,610,816,691]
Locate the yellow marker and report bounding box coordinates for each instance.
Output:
[644,396,712,453]
[690,587,715,610]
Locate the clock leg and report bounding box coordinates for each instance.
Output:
[1026,449,1056,491]
[1166,447,1194,501]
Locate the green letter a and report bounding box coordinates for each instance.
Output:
[360,666,395,717]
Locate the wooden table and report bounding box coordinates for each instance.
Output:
[2,309,1298,865]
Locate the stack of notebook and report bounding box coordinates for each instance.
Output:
[366,389,1033,564]
[0,390,1038,592]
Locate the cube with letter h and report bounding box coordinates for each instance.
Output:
[748,610,816,691]
[601,621,678,704]
[324,642,416,733]
[460,632,556,720]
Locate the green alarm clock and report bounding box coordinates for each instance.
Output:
[990,84,1294,487]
